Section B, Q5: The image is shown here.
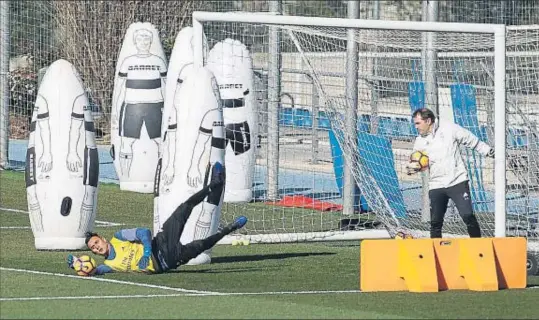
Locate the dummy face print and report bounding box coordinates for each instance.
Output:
[133,30,153,52]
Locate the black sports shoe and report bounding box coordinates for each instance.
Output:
[230,216,247,232]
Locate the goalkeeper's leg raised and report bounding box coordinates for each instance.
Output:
[151,162,247,270]
[177,216,248,265]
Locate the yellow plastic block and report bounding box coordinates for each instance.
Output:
[432,239,468,291]
[459,238,498,291]
[397,239,439,292]
[492,237,527,289]
[360,237,525,293]
[360,240,408,292]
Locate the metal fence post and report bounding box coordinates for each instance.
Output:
[309,75,319,164]
[420,0,439,223]
[370,0,380,134]
[343,0,359,216]
[424,0,439,116]
[0,1,10,170]
[267,0,282,200]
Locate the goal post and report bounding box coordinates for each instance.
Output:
[0,1,10,170]
[191,11,529,245]
[493,28,507,238]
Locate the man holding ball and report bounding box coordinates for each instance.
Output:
[407,108,495,239]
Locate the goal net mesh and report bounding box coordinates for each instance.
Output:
[2,1,537,250]
[201,19,538,249]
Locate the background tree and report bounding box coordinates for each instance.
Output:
[52,0,199,138]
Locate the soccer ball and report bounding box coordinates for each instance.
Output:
[395,231,414,239]
[409,151,429,170]
[74,255,96,276]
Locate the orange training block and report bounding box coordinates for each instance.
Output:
[433,239,468,290]
[360,237,527,293]
[360,239,438,292]
[458,238,498,291]
[360,239,408,292]
[492,237,527,289]
[397,239,438,292]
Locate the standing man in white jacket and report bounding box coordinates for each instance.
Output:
[407,108,495,238]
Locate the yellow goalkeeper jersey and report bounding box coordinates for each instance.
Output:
[104,237,156,273]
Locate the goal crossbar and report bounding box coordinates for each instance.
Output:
[192,11,505,34]
[192,11,508,239]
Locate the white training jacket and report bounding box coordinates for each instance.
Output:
[413,120,493,190]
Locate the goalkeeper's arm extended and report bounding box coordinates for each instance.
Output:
[66,254,113,276]
[94,264,113,275]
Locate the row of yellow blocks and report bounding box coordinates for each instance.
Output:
[360,237,527,292]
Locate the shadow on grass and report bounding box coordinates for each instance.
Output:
[149,253,336,275]
[171,266,282,274]
[322,243,361,248]
[210,251,336,264]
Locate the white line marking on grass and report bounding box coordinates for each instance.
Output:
[226,289,363,295]
[4,263,534,302]
[0,290,366,302]
[0,223,119,230]
[0,267,366,301]
[3,266,535,302]
[0,226,31,230]
[0,207,125,227]
[1,208,35,214]
[0,223,121,229]
[0,294,195,301]
[94,220,124,227]
[0,267,219,295]
[2,286,538,302]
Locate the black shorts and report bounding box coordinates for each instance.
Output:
[83,147,99,188]
[225,121,251,155]
[119,102,163,140]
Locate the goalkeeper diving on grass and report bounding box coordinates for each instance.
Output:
[66,162,248,275]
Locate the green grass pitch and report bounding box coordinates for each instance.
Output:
[1,170,538,319]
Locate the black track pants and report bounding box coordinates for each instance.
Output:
[429,180,482,238]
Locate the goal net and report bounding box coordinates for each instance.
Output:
[193,12,539,251]
[2,2,537,252]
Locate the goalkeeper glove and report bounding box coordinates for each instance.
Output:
[138,256,150,270]
[487,148,495,158]
[138,245,152,270]
[66,254,76,269]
